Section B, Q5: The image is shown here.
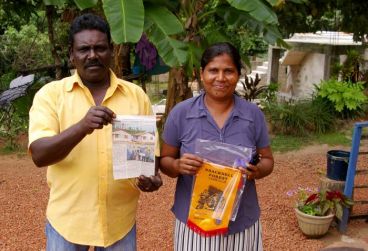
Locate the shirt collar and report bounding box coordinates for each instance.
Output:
[185,92,253,120]
[186,92,207,119]
[66,69,125,94]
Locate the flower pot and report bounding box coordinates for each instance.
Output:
[295,208,334,238]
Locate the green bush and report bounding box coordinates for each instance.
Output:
[0,70,16,91]
[317,79,367,117]
[264,97,335,136]
[0,24,53,75]
[307,97,335,134]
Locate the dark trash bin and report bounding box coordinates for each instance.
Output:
[326,150,350,181]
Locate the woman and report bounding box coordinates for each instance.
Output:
[160,42,274,251]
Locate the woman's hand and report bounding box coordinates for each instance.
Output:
[238,147,274,180]
[173,153,203,176]
[239,163,261,180]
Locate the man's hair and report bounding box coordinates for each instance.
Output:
[69,13,111,47]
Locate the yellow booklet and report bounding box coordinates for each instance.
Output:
[187,162,242,236]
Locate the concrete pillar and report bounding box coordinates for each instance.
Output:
[267,46,281,84]
[323,53,331,80]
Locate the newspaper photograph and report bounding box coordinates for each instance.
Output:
[112,115,156,179]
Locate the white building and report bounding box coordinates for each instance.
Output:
[267,31,365,100]
[113,129,133,142]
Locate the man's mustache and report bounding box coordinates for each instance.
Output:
[85,61,103,68]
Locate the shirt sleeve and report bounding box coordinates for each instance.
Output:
[254,108,270,149]
[28,84,60,148]
[162,107,180,148]
[137,88,160,156]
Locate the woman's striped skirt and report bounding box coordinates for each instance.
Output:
[174,219,263,251]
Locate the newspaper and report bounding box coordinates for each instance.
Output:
[112,115,156,179]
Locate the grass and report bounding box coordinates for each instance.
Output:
[271,131,352,153]
[0,143,27,155]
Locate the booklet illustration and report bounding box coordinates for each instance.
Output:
[112,115,156,179]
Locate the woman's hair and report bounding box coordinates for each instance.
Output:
[200,42,242,73]
[69,13,111,47]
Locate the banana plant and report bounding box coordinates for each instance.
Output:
[43,0,285,68]
[43,0,287,111]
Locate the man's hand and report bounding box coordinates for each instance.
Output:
[137,173,163,192]
[80,106,116,134]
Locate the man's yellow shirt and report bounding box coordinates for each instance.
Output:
[28,70,158,247]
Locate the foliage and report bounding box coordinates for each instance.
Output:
[0,70,16,91]
[0,24,53,74]
[0,104,29,151]
[232,26,268,57]
[259,82,279,102]
[265,101,309,135]
[275,0,368,42]
[331,49,368,84]
[306,97,336,134]
[236,74,268,101]
[103,0,144,43]
[317,79,367,115]
[289,187,353,220]
[201,18,268,63]
[0,76,47,151]
[43,0,287,71]
[264,97,335,136]
[0,0,42,34]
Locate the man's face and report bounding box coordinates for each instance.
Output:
[70,29,112,85]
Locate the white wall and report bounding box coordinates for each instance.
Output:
[287,53,326,99]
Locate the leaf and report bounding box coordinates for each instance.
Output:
[185,42,203,77]
[143,0,180,11]
[103,0,145,43]
[43,0,66,6]
[335,203,343,220]
[202,29,231,46]
[226,0,278,24]
[145,5,187,66]
[265,0,278,6]
[263,24,283,45]
[216,7,284,46]
[145,5,183,35]
[286,0,308,3]
[151,36,187,67]
[217,7,262,31]
[321,202,331,215]
[73,0,98,10]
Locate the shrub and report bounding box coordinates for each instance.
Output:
[317,79,367,118]
[0,24,53,75]
[307,97,335,134]
[236,74,268,101]
[264,97,335,136]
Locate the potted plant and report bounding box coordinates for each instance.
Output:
[291,188,353,238]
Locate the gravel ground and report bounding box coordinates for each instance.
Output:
[1,144,367,251]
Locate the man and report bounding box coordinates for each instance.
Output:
[28,13,162,250]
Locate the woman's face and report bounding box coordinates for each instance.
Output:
[201,53,239,101]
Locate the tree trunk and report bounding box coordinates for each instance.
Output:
[165,67,192,115]
[112,44,123,78]
[46,5,62,80]
[121,44,131,76]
